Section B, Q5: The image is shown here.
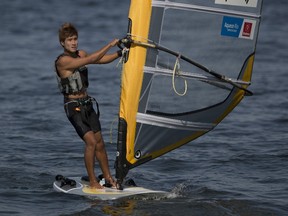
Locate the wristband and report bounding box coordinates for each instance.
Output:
[117,50,122,57]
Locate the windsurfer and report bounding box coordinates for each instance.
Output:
[55,23,121,189]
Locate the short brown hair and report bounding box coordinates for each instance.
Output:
[58,23,78,43]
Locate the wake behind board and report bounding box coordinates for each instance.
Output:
[53,175,167,200]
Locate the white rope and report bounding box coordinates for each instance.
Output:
[128,34,152,43]
[116,47,129,68]
[172,54,187,96]
[109,116,118,144]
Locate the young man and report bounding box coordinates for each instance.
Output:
[55,23,121,189]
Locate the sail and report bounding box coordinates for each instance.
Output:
[115,0,263,184]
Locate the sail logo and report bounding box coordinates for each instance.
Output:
[221,16,256,40]
[215,0,258,7]
[242,22,253,37]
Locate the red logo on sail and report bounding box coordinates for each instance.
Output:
[242,22,253,37]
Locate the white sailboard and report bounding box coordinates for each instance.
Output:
[53,175,167,200]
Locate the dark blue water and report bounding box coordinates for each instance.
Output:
[0,0,287,215]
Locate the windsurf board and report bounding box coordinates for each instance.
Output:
[53,175,167,200]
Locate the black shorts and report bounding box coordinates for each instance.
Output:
[64,97,101,139]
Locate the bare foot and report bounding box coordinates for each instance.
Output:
[90,181,104,189]
[105,176,117,188]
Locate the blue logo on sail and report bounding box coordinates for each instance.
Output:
[221,16,244,38]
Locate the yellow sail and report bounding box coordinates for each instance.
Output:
[119,0,152,164]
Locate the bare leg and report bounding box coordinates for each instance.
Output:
[83,131,103,189]
[94,131,116,187]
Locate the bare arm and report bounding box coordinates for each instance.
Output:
[96,52,120,64]
[88,39,120,64]
[57,39,119,72]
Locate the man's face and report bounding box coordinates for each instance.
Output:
[63,35,78,53]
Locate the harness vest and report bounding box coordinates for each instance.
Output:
[55,51,89,95]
